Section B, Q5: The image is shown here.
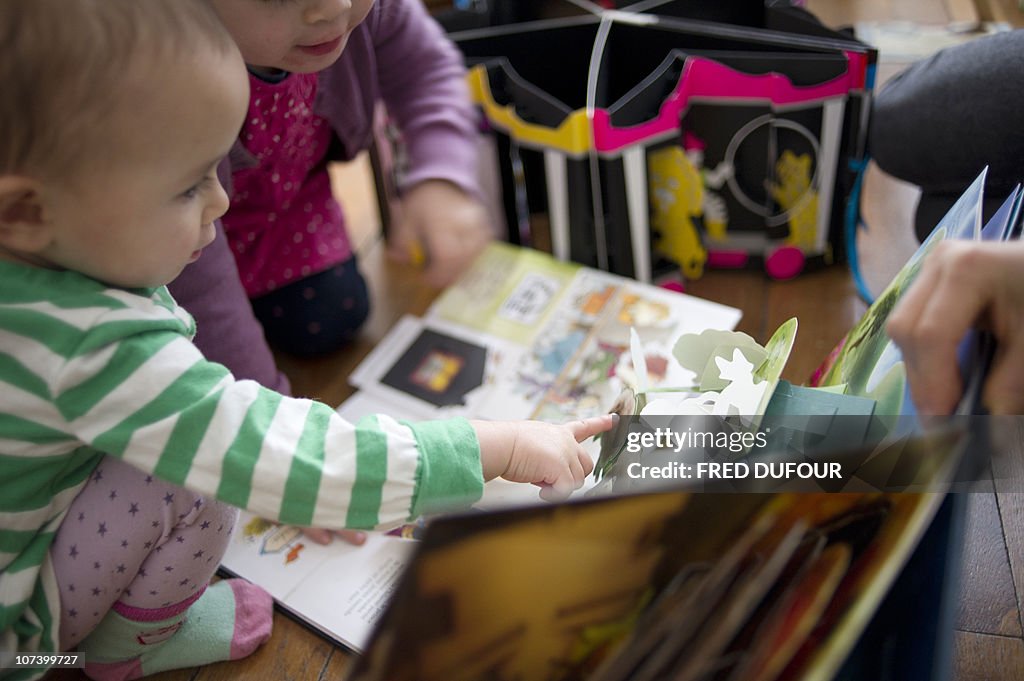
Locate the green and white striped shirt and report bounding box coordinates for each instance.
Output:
[0,261,482,668]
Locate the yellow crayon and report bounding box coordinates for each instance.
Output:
[408,240,427,268]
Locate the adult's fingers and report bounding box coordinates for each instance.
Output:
[985,335,1024,414]
[421,229,489,288]
[889,245,986,415]
[384,213,419,266]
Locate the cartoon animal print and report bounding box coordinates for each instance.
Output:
[648,145,707,279]
[769,150,819,251]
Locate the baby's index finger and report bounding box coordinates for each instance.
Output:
[569,414,616,442]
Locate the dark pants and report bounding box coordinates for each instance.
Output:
[869,30,1024,242]
[250,257,371,357]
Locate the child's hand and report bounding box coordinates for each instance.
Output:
[252,521,367,547]
[472,415,615,501]
[388,179,492,288]
[300,527,367,546]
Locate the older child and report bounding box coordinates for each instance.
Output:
[0,2,611,679]
[169,0,491,369]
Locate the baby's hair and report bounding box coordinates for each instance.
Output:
[0,0,237,180]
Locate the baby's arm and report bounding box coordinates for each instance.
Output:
[58,325,611,530]
[303,415,613,544]
[56,327,479,530]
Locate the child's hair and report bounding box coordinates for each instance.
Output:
[0,0,237,180]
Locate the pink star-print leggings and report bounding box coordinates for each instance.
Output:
[48,456,238,649]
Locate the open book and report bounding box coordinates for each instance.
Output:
[225,171,1012,672]
[340,242,742,424]
[220,243,743,652]
[341,170,1010,680]
[219,515,414,652]
[346,442,971,681]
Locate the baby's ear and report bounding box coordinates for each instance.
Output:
[0,175,51,253]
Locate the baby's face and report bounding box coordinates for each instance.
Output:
[40,46,250,288]
[209,0,375,74]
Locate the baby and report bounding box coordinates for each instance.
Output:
[0,2,611,679]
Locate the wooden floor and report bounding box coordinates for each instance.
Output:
[45,0,1024,679]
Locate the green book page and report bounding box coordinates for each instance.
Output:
[430,242,581,345]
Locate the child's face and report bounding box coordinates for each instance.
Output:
[41,48,250,288]
[209,0,375,74]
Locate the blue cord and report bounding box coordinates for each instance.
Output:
[845,156,874,305]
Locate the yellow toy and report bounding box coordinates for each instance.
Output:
[647,145,708,279]
[769,149,819,252]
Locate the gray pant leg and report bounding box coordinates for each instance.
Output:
[870,30,1024,239]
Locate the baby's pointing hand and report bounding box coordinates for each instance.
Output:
[473,415,615,501]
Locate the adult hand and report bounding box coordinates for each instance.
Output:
[887,240,1024,415]
[387,180,493,288]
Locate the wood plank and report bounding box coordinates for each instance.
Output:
[42,662,195,681]
[329,156,382,255]
[992,418,1024,636]
[957,486,1024,636]
[42,605,336,681]
[42,669,85,681]
[806,0,951,27]
[975,0,1024,25]
[946,0,982,25]
[130,670,195,681]
[762,267,865,385]
[953,630,1024,680]
[685,270,767,341]
[190,614,334,681]
[319,649,354,681]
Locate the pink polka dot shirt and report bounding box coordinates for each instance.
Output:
[221,72,352,298]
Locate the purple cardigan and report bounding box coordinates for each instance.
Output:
[168,0,480,394]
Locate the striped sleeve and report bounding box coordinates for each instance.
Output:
[56,324,484,530]
[0,279,483,661]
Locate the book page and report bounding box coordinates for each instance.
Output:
[346,244,742,424]
[347,315,525,420]
[430,242,581,345]
[220,513,415,652]
[284,538,410,649]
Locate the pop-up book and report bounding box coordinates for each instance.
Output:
[226,171,1014,680]
[340,171,1010,681]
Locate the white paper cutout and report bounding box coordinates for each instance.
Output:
[629,327,650,393]
[640,348,767,426]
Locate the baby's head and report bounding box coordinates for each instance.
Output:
[0,0,249,288]
[208,0,375,75]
